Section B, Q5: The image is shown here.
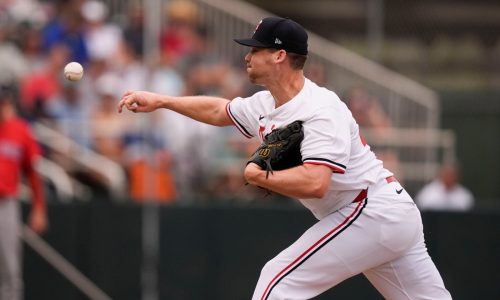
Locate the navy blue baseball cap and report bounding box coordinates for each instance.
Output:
[234,17,308,55]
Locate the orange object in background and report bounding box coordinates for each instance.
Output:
[128,159,176,203]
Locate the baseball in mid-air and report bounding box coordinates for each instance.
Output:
[63,62,84,81]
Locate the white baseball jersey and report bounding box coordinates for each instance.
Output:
[227,78,393,219]
[226,77,451,300]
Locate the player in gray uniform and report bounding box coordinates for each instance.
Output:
[119,17,451,300]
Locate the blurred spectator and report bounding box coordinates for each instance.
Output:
[123,3,144,57]
[81,0,123,61]
[415,162,475,211]
[160,0,200,66]
[17,22,46,72]
[46,79,91,147]
[0,14,30,86]
[3,0,48,25]
[77,58,109,111]
[182,26,248,99]
[42,1,89,64]
[186,62,246,99]
[19,43,70,120]
[179,26,216,74]
[346,87,392,133]
[111,40,148,92]
[0,84,48,300]
[90,72,129,162]
[150,50,185,97]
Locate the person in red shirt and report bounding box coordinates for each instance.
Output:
[0,85,48,300]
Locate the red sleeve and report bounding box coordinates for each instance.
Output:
[22,123,45,211]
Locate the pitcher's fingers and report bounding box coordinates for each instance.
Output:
[118,96,132,113]
[117,98,126,113]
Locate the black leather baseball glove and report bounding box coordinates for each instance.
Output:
[248,120,304,178]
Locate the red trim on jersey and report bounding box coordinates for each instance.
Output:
[259,126,265,140]
[386,176,397,183]
[225,103,252,139]
[359,133,367,146]
[303,161,345,174]
[260,199,366,300]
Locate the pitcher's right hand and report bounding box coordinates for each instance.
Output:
[118,90,161,113]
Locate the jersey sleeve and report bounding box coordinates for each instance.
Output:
[301,106,351,174]
[225,96,257,138]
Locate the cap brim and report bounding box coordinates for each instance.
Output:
[234,38,270,48]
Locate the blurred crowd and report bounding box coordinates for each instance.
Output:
[0,0,266,204]
[1,0,474,210]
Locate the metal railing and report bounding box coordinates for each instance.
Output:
[361,128,455,190]
[36,157,75,202]
[33,122,127,199]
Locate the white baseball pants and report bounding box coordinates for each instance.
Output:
[252,178,452,300]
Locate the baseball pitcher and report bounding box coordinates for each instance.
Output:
[118,16,451,300]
